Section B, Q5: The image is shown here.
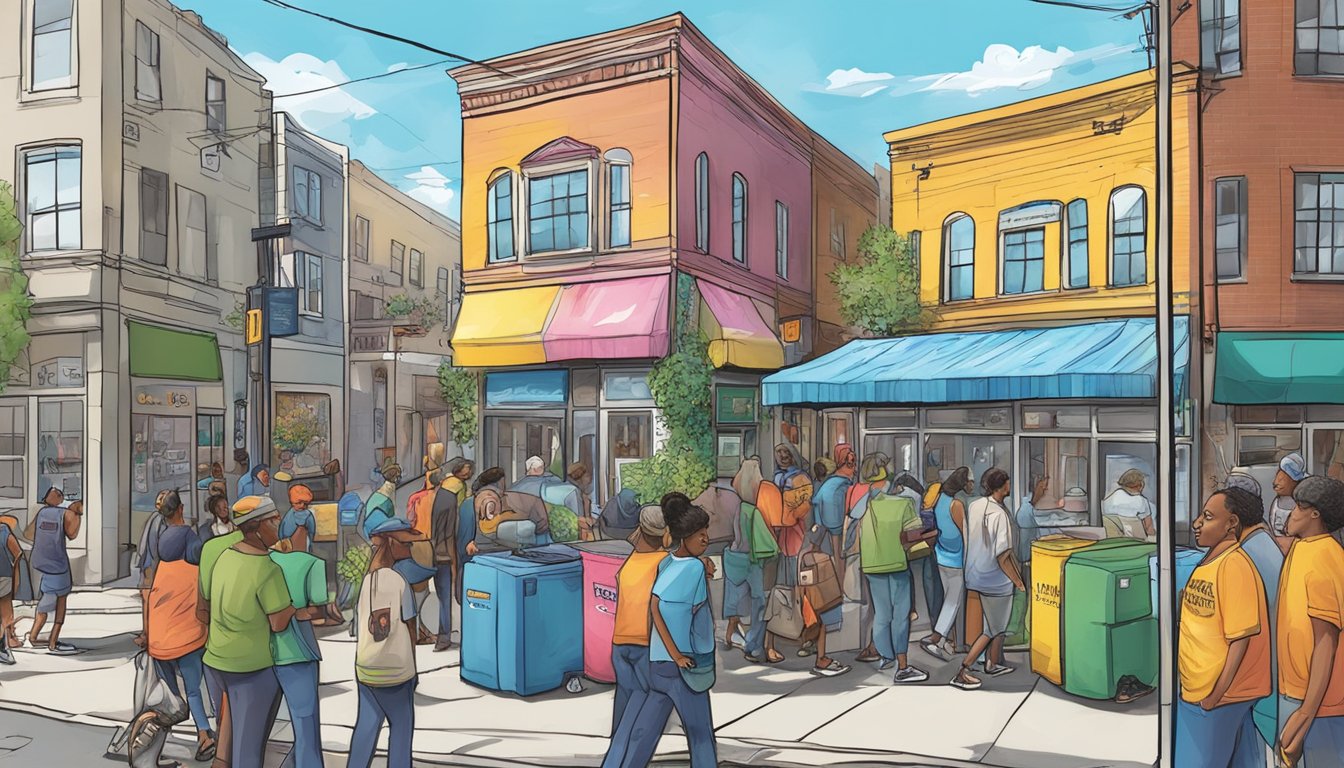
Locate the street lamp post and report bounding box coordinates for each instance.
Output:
[250,222,292,469]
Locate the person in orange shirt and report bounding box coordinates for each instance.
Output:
[1174,489,1271,768]
[1276,476,1344,767]
[601,502,671,768]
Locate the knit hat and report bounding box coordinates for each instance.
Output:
[638,505,668,538]
[1280,452,1308,482]
[1225,467,1262,498]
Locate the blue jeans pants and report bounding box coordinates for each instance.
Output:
[867,569,913,662]
[155,647,211,733]
[1175,698,1262,768]
[1279,695,1344,768]
[915,557,944,624]
[350,678,417,768]
[219,667,281,768]
[602,644,652,768]
[620,661,716,768]
[276,661,323,768]
[433,564,454,648]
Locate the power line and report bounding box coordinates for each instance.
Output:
[271,59,452,98]
[1023,0,1146,11]
[257,0,513,78]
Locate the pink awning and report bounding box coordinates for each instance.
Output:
[542,276,670,361]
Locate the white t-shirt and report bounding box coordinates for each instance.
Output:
[965,497,1015,597]
[1269,496,1295,537]
[1102,488,1154,520]
[356,566,418,686]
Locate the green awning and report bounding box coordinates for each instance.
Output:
[1214,332,1344,404]
[128,320,223,382]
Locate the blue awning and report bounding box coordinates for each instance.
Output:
[762,317,1190,407]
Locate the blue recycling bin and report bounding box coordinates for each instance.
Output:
[461,544,584,696]
[1149,547,1204,619]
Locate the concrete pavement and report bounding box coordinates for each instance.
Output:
[0,589,1156,767]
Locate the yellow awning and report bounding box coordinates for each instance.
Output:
[450,285,560,367]
[698,280,785,370]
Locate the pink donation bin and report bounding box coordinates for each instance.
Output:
[573,540,635,683]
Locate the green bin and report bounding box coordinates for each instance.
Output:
[1061,541,1158,699]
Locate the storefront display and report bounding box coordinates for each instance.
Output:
[273,392,333,474]
[131,385,196,515]
[38,399,83,502]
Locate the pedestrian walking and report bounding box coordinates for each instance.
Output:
[951,469,1025,691]
[920,467,970,661]
[430,457,474,651]
[279,484,318,553]
[601,504,670,768]
[146,505,216,762]
[1223,484,1283,755]
[361,461,401,541]
[0,513,22,664]
[1275,476,1344,767]
[269,541,329,768]
[199,495,295,767]
[726,459,771,661]
[198,497,247,768]
[619,501,718,768]
[801,446,853,677]
[351,517,424,768]
[892,472,940,630]
[1174,488,1271,768]
[25,487,81,655]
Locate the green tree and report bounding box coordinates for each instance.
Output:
[0,182,31,394]
[829,226,930,337]
[436,362,479,446]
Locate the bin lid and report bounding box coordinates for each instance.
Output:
[1031,536,1099,555]
[1067,541,1157,571]
[478,543,581,568]
[570,540,635,558]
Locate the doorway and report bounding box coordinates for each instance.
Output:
[487,416,564,486]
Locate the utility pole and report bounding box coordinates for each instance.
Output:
[250,222,292,469]
[1153,0,1175,765]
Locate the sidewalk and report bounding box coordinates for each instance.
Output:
[0,589,1157,767]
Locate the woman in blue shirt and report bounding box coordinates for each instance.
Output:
[920,466,969,661]
[619,499,717,768]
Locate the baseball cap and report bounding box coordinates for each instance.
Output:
[231,495,279,527]
[370,516,425,541]
[1280,452,1307,482]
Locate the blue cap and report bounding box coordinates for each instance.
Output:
[370,516,419,538]
[1280,452,1308,482]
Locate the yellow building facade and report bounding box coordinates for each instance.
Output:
[886,70,1196,329]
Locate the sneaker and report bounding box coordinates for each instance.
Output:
[878,658,896,671]
[0,644,13,666]
[893,666,929,684]
[731,629,748,648]
[47,641,80,656]
[950,670,983,691]
[983,664,1015,678]
[921,640,952,662]
[811,660,852,678]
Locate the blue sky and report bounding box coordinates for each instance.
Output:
[183,0,1150,220]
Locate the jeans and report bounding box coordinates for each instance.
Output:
[603,645,652,768]
[723,559,767,657]
[275,661,323,768]
[155,647,211,733]
[934,565,965,638]
[433,564,454,648]
[219,667,282,768]
[915,557,944,623]
[1279,695,1344,768]
[1175,698,1262,768]
[350,678,417,768]
[620,661,717,768]
[866,570,913,662]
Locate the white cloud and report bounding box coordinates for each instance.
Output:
[243,52,377,132]
[404,166,456,215]
[916,43,1133,96]
[810,67,896,98]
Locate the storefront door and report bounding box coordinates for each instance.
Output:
[132,413,193,516]
[861,432,918,480]
[488,415,564,486]
[607,411,653,498]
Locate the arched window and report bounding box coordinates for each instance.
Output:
[695,152,709,251]
[605,148,632,249]
[487,170,515,263]
[1109,186,1147,287]
[731,173,747,264]
[942,213,974,302]
[1065,198,1089,289]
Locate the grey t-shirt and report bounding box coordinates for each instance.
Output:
[964,497,1015,597]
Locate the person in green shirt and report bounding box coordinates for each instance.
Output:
[268,546,328,768]
[197,506,245,768]
[197,495,294,768]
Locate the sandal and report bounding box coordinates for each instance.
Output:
[811,658,851,677]
[797,640,817,658]
[195,733,217,762]
[765,650,785,664]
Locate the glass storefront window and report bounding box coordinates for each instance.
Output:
[39,400,83,501]
[0,402,26,505]
[486,370,568,408]
[195,413,224,512]
[609,412,652,495]
[572,369,599,408]
[1175,443,1193,547]
[1312,429,1344,482]
[132,413,191,513]
[573,411,597,508]
[923,433,1011,496]
[866,409,916,430]
[1021,406,1091,431]
[489,416,563,486]
[825,412,853,453]
[1097,406,1158,433]
[925,407,1011,431]
[604,373,653,403]
[1099,440,1157,537]
[862,433,916,479]
[273,393,332,473]
[1022,437,1089,512]
[716,429,758,478]
[780,408,813,464]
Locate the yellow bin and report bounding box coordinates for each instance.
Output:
[1030,536,1099,684]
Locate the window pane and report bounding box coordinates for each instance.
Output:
[695,153,709,251]
[30,212,56,250]
[57,209,80,250]
[32,26,73,90]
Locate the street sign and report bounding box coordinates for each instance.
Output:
[246,309,263,345]
[267,287,300,337]
[780,319,801,343]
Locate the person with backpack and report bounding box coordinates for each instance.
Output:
[920,467,971,662]
[26,486,82,655]
[618,501,718,768]
[601,504,670,768]
[952,468,1026,691]
[0,513,23,665]
[429,457,473,651]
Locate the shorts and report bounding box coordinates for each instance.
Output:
[37,570,73,613]
[0,576,12,598]
[979,591,1014,637]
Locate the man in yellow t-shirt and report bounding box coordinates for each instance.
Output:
[1175,490,1271,768]
[1276,476,1344,767]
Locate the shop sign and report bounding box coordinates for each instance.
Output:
[267,288,300,337]
[135,385,195,414]
[31,357,85,389]
[998,201,1062,231]
[780,319,801,344]
[352,330,388,353]
[715,386,758,425]
[485,370,568,407]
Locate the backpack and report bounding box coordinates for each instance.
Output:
[693,485,740,544]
